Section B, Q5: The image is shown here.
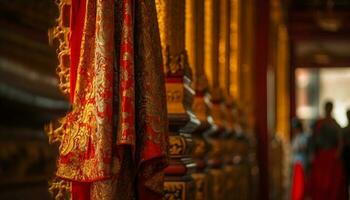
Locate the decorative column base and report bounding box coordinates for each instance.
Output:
[163,114,198,200]
[164,176,196,200]
[163,52,200,200]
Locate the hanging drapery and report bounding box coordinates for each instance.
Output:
[47,0,168,199]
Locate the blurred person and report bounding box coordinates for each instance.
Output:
[307,101,347,200]
[290,118,309,200]
[342,110,350,192]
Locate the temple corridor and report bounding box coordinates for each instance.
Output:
[1,0,350,200]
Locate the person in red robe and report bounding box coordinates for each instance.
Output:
[342,110,350,195]
[290,118,308,200]
[307,101,347,200]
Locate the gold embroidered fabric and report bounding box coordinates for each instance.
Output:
[56,0,115,181]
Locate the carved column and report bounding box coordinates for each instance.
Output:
[156,1,200,199]
[185,0,213,199]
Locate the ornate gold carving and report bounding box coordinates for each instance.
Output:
[163,182,186,200]
[169,135,187,156]
[165,50,192,78]
[166,82,186,114]
[165,51,194,114]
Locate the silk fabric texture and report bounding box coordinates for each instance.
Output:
[56,0,168,199]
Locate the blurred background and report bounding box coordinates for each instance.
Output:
[0,1,68,199]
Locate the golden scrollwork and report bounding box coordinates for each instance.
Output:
[165,50,192,77]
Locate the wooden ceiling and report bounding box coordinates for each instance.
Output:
[288,0,350,68]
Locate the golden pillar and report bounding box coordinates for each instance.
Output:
[269,0,290,198]
[219,0,238,199]
[156,0,200,199]
[239,0,255,128]
[273,14,290,200]
[229,0,240,100]
[275,26,290,144]
[204,0,227,199]
[234,0,260,199]
[185,0,214,199]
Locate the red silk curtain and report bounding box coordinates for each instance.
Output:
[54,0,168,199]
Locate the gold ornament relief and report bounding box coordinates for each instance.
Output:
[166,83,186,114]
[163,182,186,200]
[169,135,187,156]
